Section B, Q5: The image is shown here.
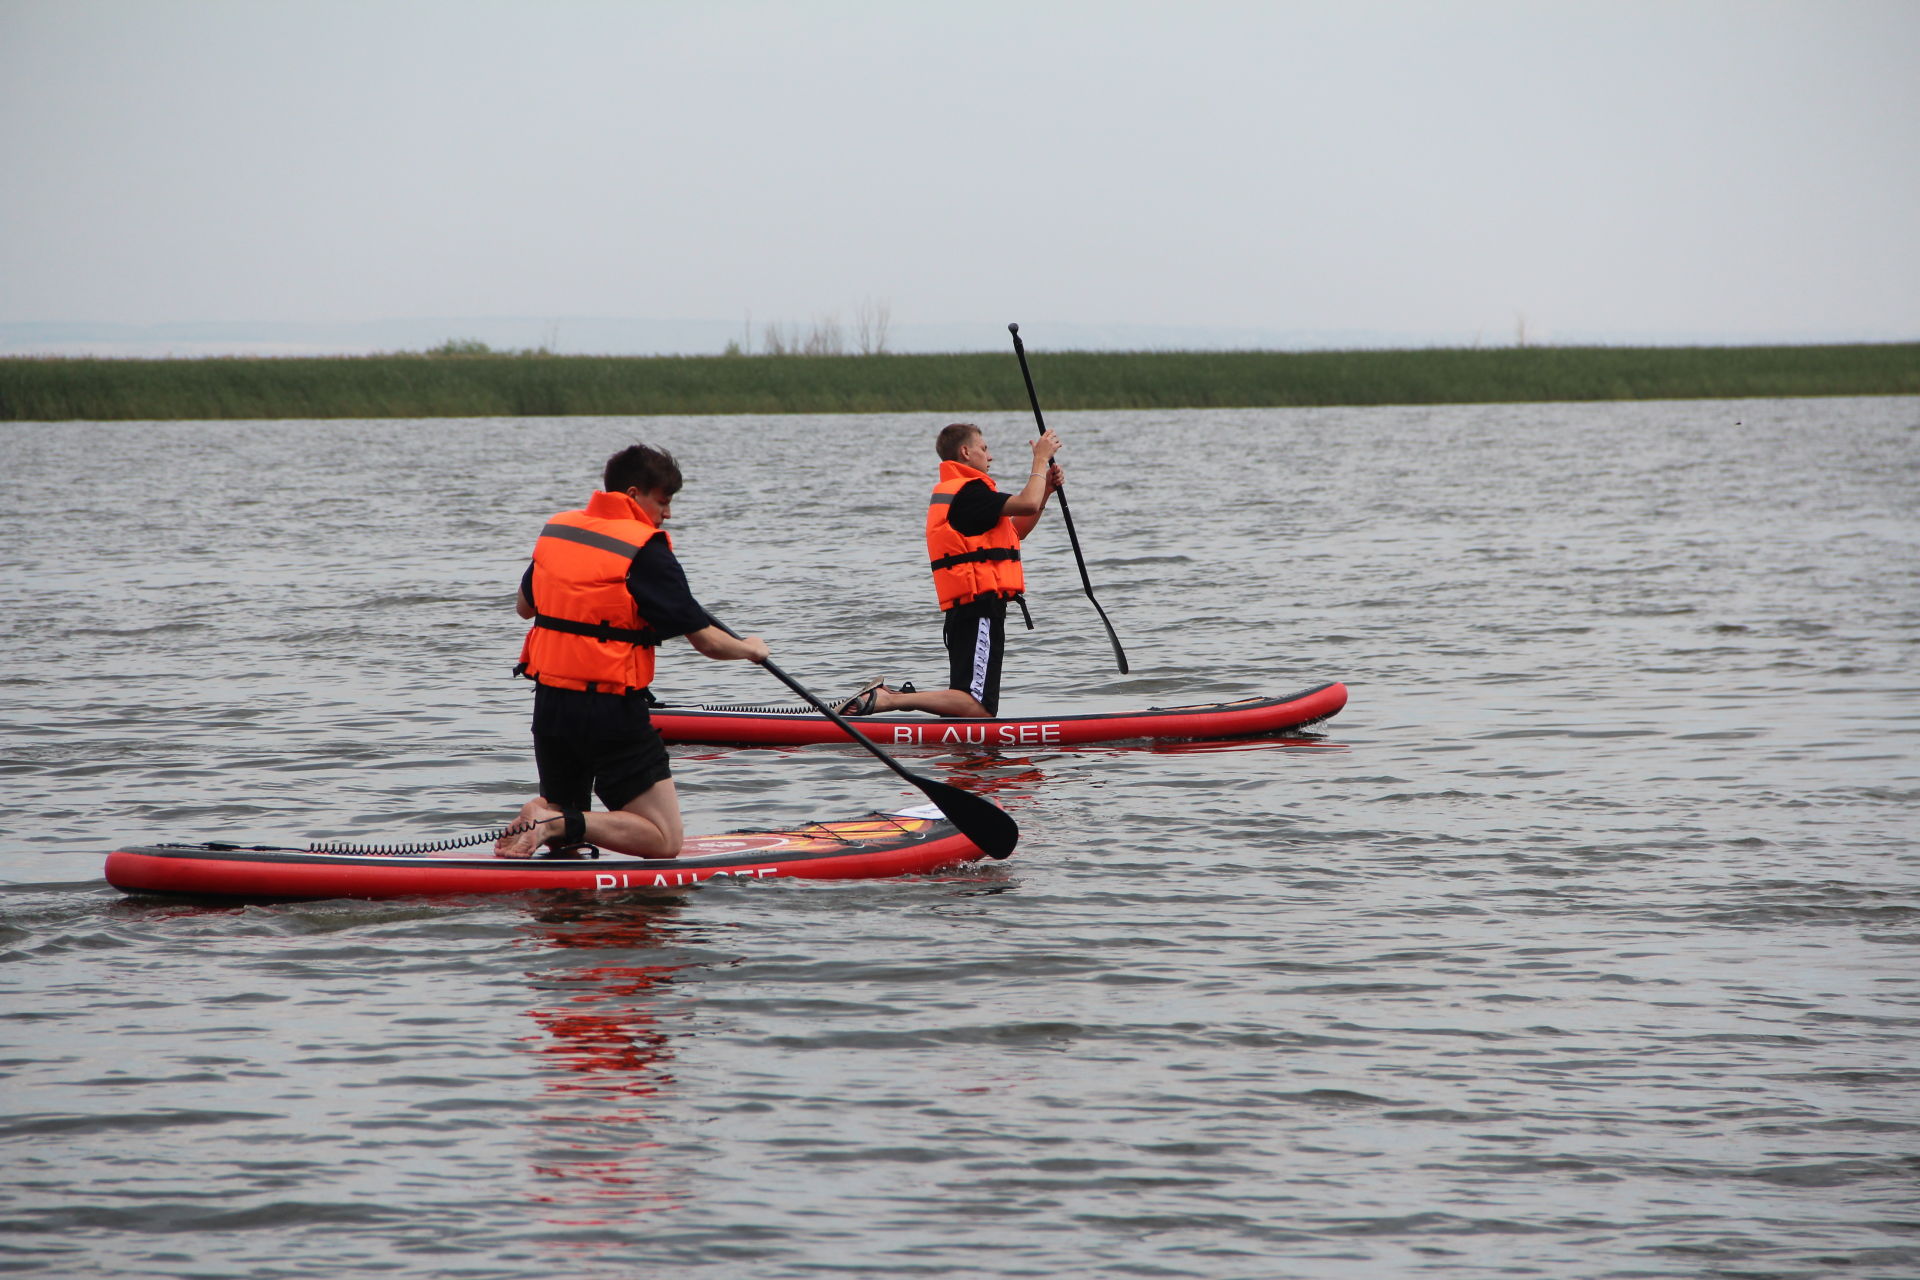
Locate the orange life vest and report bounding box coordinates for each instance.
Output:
[517,490,671,694]
[926,460,1024,610]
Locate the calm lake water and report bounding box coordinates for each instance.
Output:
[2,398,1916,1279]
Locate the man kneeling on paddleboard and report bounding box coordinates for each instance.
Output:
[498,444,768,859]
[836,422,1061,719]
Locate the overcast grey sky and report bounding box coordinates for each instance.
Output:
[3,0,1916,354]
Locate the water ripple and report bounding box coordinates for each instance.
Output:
[0,401,1916,1278]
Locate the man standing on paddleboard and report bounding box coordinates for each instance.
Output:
[496,444,768,859]
[835,422,1061,719]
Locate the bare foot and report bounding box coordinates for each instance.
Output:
[495,806,562,858]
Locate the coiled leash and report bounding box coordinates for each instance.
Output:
[306,811,599,859]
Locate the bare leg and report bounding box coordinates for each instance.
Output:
[581,778,685,858]
[496,780,684,860]
[867,687,989,718]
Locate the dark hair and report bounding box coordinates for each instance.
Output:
[935,422,980,462]
[603,444,683,497]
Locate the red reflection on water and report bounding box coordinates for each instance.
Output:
[527,966,675,1097]
[931,754,1049,801]
[517,895,694,1227]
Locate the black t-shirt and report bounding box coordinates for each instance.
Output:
[947,479,1011,537]
[520,532,710,642]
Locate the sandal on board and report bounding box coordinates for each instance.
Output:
[832,676,889,716]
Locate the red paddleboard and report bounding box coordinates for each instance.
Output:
[104,804,993,903]
[652,682,1348,748]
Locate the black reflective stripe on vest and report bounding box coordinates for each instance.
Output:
[928,493,956,507]
[531,613,660,646]
[929,546,1022,572]
[538,522,645,560]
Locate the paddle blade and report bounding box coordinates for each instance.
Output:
[914,774,1019,860]
[1094,601,1131,674]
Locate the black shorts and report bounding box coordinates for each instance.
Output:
[943,595,1008,716]
[531,684,673,812]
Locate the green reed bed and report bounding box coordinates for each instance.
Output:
[2,343,1915,421]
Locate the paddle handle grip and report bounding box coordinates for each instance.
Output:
[1009,323,1049,437]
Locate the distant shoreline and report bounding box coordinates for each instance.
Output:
[2,343,1915,421]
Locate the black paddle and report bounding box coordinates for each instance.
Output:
[706,616,1019,859]
[1008,322,1130,674]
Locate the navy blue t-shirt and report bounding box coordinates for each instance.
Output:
[520,532,710,642]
